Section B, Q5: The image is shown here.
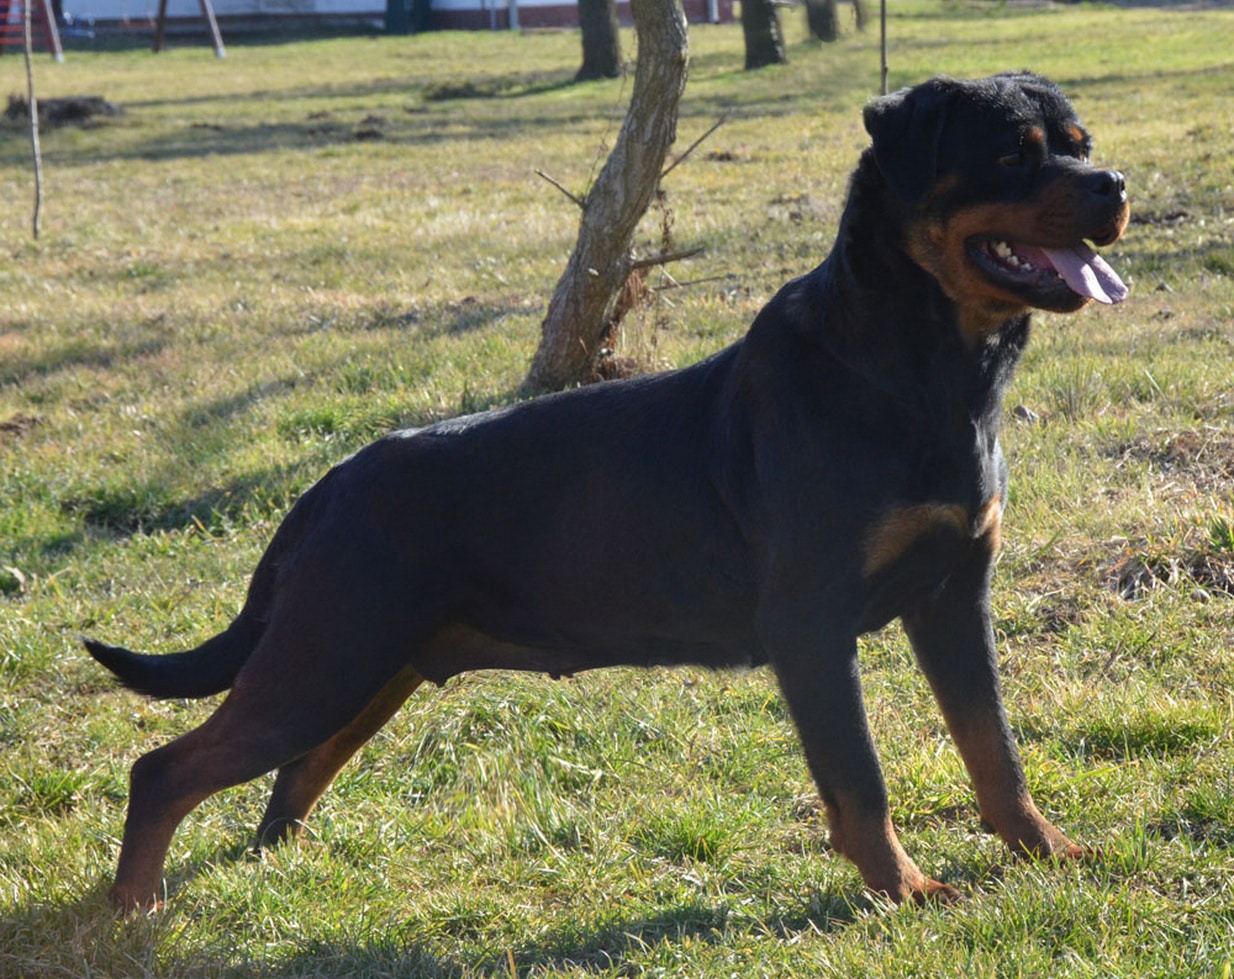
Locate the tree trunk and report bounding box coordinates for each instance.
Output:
[576,0,623,81]
[411,0,432,32]
[853,0,869,31]
[805,0,839,42]
[523,0,688,394]
[742,0,787,70]
[385,0,409,33]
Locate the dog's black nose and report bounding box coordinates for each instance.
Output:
[1087,169,1127,204]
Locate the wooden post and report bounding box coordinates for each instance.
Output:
[199,0,225,57]
[880,0,887,95]
[40,0,61,61]
[153,0,225,57]
[152,0,169,51]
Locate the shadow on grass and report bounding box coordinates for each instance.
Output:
[511,895,860,974]
[421,70,578,102]
[0,867,862,975]
[91,108,616,164]
[261,892,862,976]
[59,465,300,538]
[57,381,522,543]
[77,53,1230,168]
[13,311,525,558]
[67,61,861,165]
[0,336,169,388]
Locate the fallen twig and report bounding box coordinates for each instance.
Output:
[651,273,736,291]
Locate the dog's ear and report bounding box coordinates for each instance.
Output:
[863,78,954,206]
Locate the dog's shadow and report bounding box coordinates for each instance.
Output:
[273,892,864,977]
[4,879,863,977]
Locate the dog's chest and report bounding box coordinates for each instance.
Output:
[854,490,1002,632]
[862,495,1001,577]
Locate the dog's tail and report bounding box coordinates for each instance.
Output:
[83,615,262,699]
[83,474,326,699]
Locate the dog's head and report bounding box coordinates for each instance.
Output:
[864,72,1130,339]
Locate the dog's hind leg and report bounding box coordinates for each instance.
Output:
[109,627,421,910]
[255,665,425,848]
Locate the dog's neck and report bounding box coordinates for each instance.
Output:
[809,152,1031,423]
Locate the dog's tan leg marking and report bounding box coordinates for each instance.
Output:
[256,665,425,847]
[825,798,962,905]
[973,495,1002,554]
[942,706,1083,861]
[110,648,421,911]
[110,750,213,911]
[110,714,250,911]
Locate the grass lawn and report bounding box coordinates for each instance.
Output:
[2,2,1233,975]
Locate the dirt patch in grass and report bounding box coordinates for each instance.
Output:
[3,95,120,129]
[1103,528,1234,600]
[0,413,40,441]
[1105,428,1234,495]
[1031,591,1091,634]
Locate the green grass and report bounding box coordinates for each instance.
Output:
[2,2,1234,975]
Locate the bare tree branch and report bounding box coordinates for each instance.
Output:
[630,246,704,271]
[661,116,726,180]
[535,169,587,210]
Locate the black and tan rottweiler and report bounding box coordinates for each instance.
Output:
[86,72,1130,910]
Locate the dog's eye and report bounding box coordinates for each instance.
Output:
[998,152,1025,168]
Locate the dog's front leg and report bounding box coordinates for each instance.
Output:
[901,553,1084,863]
[768,624,962,905]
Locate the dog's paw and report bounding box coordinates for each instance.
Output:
[912,878,965,906]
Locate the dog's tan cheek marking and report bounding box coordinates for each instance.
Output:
[862,504,969,577]
[907,203,1039,344]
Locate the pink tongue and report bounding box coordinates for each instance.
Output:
[1041,243,1129,304]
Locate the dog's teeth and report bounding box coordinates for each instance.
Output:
[991,240,1035,273]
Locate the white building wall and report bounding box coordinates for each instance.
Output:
[64,0,381,22]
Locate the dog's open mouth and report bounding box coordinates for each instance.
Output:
[970,237,1129,306]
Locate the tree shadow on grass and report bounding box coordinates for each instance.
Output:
[55,377,521,545]
[0,335,169,388]
[72,59,856,165]
[59,465,296,539]
[94,106,616,163]
[505,894,861,975]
